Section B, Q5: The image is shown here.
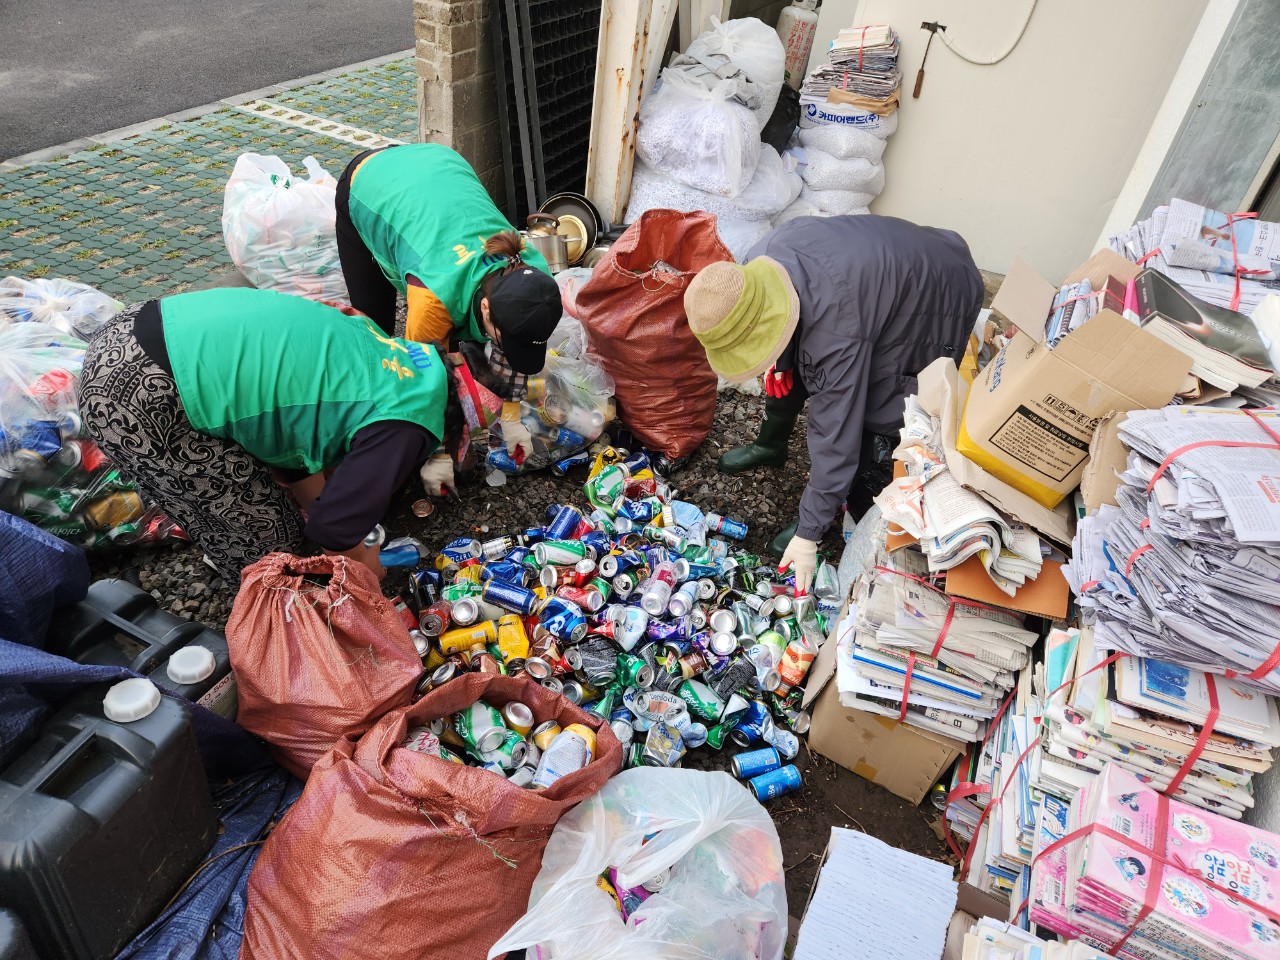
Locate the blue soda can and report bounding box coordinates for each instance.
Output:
[506,546,532,567]
[482,560,528,586]
[706,512,749,541]
[731,746,782,779]
[380,540,423,568]
[685,561,720,579]
[621,451,651,474]
[646,616,693,641]
[540,597,588,643]
[580,531,612,559]
[545,425,587,448]
[14,420,62,463]
[619,498,659,523]
[519,527,546,545]
[747,764,801,801]
[552,450,592,476]
[546,504,583,540]
[598,550,642,578]
[442,537,483,563]
[481,577,540,615]
[486,448,522,474]
[730,700,771,747]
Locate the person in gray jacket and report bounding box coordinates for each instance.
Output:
[684,214,982,592]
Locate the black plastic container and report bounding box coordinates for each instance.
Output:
[0,911,38,960]
[45,578,237,719]
[0,685,218,960]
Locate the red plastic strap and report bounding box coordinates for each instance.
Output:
[1124,544,1152,576]
[1079,578,1100,592]
[898,652,917,721]
[1226,211,1260,311]
[858,24,870,72]
[1135,248,1162,265]
[1146,438,1280,491]
[1164,674,1218,797]
[959,735,1041,876]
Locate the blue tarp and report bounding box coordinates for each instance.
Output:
[0,511,88,649]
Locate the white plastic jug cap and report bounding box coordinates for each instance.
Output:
[167,645,217,685]
[103,678,162,723]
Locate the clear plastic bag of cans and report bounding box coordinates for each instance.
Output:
[0,321,185,549]
[0,276,123,339]
[488,767,788,960]
[484,353,615,480]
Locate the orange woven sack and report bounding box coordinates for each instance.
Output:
[574,209,732,459]
[240,673,622,960]
[225,552,422,779]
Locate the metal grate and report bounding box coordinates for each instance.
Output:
[490,0,602,223]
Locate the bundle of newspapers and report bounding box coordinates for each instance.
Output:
[800,24,901,113]
[1031,763,1280,960]
[835,536,1037,743]
[1109,198,1280,314]
[964,917,1109,960]
[1068,406,1280,693]
[875,396,1047,594]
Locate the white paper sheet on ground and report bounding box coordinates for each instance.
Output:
[793,827,956,960]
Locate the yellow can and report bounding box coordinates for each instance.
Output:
[532,721,562,751]
[455,564,484,585]
[496,614,530,665]
[83,491,144,530]
[423,645,446,671]
[439,621,497,656]
[563,723,597,760]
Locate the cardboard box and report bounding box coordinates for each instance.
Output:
[958,251,1191,508]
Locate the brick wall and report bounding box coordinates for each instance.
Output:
[415,0,504,200]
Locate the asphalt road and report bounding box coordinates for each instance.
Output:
[0,0,414,160]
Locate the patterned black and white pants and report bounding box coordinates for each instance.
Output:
[79,305,304,578]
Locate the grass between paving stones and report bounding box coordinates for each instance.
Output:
[85,384,950,909]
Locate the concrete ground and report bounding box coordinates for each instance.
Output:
[0,0,417,160]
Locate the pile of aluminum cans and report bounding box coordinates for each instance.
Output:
[396,448,844,802]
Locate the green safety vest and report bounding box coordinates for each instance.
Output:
[347,143,551,341]
[161,288,447,474]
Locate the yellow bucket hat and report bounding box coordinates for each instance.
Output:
[684,257,800,383]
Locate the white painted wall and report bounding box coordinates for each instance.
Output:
[811,0,1210,279]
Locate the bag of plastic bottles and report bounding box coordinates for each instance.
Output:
[241,673,622,960]
[0,321,184,549]
[488,767,788,960]
[0,276,122,338]
[222,154,350,303]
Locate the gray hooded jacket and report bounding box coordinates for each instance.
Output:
[746,215,983,542]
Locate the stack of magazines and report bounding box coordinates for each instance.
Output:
[800,24,901,113]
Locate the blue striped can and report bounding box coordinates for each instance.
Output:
[442,537,483,563]
[747,764,801,801]
[546,504,583,540]
[481,577,540,615]
[731,746,782,779]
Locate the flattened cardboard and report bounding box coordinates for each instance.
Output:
[918,358,1075,547]
[943,556,1070,621]
[959,309,1189,507]
[1080,412,1129,513]
[808,682,963,805]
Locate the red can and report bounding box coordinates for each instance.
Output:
[418,600,452,637]
[392,597,419,633]
[556,585,604,613]
[624,476,657,498]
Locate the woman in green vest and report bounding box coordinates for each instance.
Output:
[335,143,562,375]
[78,288,460,580]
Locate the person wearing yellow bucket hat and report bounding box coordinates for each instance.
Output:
[685,215,983,591]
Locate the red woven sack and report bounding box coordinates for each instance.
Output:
[225,552,422,779]
[575,209,732,459]
[241,673,622,960]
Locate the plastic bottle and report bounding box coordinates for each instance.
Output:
[531,723,596,787]
[775,0,819,90]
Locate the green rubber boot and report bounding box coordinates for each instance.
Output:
[768,521,798,559]
[717,412,798,475]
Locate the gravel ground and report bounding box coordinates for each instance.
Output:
[84,385,949,909]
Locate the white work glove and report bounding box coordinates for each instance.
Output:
[779,535,819,595]
[419,453,457,498]
[501,403,534,463]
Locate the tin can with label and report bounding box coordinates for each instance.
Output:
[666,581,699,618]
[645,615,692,642]
[442,537,484,563]
[479,729,529,770]
[616,652,654,689]
[534,539,589,566]
[539,564,575,589]
[731,746,782,779]
[677,679,725,721]
[642,722,686,767]
[545,504,583,540]
[418,600,452,637]
[708,657,756,701]
[523,656,553,681]
[747,764,801,801]
[584,463,629,513]
[540,597,588,643]
[676,650,710,680]
[762,717,801,759]
[560,680,585,705]
[729,699,771,747]
[566,638,617,686]
[495,614,530,671]
[556,584,604,613]
[482,577,540,616]
[470,646,503,674]
[439,621,498,656]
[532,723,596,788]
[508,765,536,788]
[705,512,748,541]
[531,720,562,751]
[482,560,528,586]
[455,701,507,753]
[446,596,480,627]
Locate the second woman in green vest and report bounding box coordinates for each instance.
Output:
[78,287,462,580]
[335,143,562,378]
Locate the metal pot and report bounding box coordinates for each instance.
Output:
[523,214,570,273]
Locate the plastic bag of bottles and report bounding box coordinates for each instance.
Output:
[0,321,184,549]
[0,276,123,339]
[483,352,615,482]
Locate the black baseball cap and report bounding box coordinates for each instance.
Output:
[486,266,562,374]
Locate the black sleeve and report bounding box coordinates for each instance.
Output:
[304,420,436,551]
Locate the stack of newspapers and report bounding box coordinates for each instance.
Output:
[800,24,901,112]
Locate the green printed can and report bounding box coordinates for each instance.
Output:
[455,701,507,753]
[677,679,725,721]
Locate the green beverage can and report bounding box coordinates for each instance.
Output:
[677,679,726,721]
[705,719,734,750]
[455,701,507,753]
[756,629,789,662]
[616,653,655,689]
[478,729,529,770]
[441,581,482,603]
[627,741,647,769]
[584,464,628,512]
[534,539,589,566]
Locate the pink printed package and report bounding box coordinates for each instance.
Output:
[1039,764,1280,960]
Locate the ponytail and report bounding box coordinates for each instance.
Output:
[483,230,524,261]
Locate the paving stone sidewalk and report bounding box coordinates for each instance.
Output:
[0,53,417,304]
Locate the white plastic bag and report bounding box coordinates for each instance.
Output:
[773,195,832,225]
[685,17,785,131]
[637,74,761,198]
[488,768,787,960]
[801,148,885,194]
[222,154,350,303]
[717,217,773,262]
[799,101,899,139]
[798,124,887,162]
[626,147,801,225]
[800,186,876,216]
[0,277,122,339]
